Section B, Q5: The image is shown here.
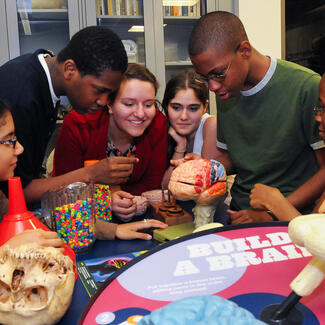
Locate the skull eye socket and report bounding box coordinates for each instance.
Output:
[25,286,48,309]
[42,260,58,272]
[12,269,24,291]
[0,280,11,303]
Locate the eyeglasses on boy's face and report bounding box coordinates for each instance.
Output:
[313,104,325,116]
[0,136,17,148]
[198,44,241,84]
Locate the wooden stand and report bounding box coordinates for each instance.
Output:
[150,190,192,226]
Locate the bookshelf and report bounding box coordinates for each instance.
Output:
[96,0,143,17]
[89,0,211,101]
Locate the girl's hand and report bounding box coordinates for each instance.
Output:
[116,219,168,240]
[111,190,136,222]
[168,126,186,151]
[4,229,63,249]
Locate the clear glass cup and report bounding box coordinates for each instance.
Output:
[41,182,96,254]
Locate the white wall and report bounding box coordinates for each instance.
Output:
[237,0,285,59]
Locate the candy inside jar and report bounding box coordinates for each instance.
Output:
[42,182,97,254]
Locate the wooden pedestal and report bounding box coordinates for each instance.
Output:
[150,201,193,226]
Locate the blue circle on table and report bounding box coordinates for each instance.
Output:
[229,293,319,324]
[109,308,150,324]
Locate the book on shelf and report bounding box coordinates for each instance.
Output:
[115,0,120,15]
[107,0,113,15]
[188,4,195,16]
[132,0,139,16]
[101,0,107,15]
[120,0,127,15]
[164,5,170,17]
[163,1,202,17]
[138,0,143,16]
[182,5,188,16]
[200,0,206,15]
[196,1,201,16]
[96,0,102,15]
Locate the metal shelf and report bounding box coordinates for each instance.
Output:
[18,9,68,21]
[165,61,192,66]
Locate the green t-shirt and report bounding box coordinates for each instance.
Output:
[217,59,324,212]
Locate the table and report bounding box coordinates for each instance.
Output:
[59,239,159,324]
[77,222,325,325]
[58,200,229,324]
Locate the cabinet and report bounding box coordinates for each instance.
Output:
[84,0,236,110]
[0,0,83,65]
[0,0,237,112]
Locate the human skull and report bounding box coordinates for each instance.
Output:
[0,243,75,325]
[169,159,227,204]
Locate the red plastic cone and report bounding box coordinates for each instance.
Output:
[0,177,49,245]
[0,177,76,278]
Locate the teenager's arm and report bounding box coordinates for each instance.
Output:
[24,156,138,202]
[286,148,325,210]
[161,150,187,190]
[201,116,222,159]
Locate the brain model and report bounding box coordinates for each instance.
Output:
[142,189,169,205]
[134,196,148,216]
[138,295,265,325]
[0,243,75,325]
[169,159,227,228]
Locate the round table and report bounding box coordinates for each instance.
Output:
[79,222,324,324]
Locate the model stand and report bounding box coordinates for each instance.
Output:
[150,189,193,226]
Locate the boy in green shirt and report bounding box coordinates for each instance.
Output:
[188,11,325,223]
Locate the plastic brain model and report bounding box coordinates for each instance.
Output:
[0,243,75,325]
[169,159,227,228]
[138,295,266,325]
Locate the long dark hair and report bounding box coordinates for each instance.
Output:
[162,68,209,162]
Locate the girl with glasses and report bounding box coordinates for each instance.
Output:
[0,99,63,248]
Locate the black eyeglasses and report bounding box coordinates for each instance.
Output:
[198,44,241,83]
[313,104,325,116]
[0,136,17,148]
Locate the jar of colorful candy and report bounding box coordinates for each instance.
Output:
[41,182,96,254]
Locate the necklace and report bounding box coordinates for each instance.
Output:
[106,137,136,158]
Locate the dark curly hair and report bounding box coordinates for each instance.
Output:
[57,26,128,77]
